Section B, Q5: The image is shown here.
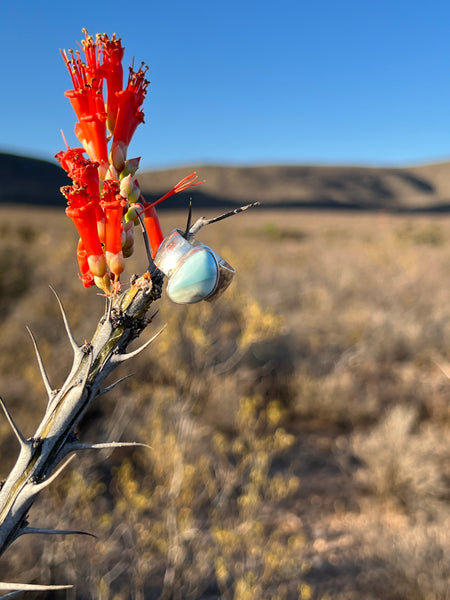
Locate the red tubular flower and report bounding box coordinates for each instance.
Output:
[100,181,126,277]
[110,63,149,172]
[76,239,95,288]
[144,205,164,258]
[61,34,109,171]
[56,147,101,203]
[64,186,106,277]
[99,33,125,136]
[55,146,88,175]
[72,118,109,174]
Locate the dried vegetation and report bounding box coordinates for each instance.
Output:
[0,206,449,599]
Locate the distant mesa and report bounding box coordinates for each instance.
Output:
[1,151,450,212]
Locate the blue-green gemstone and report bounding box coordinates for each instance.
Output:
[166,248,219,304]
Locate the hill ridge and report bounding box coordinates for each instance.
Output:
[2,152,450,211]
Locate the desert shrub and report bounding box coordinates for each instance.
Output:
[349,510,450,600]
[210,395,303,600]
[0,222,34,313]
[395,222,445,246]
[256,222,308,242]
[385,521,450,600]
[390,521,450,600]
[351,405,449,514]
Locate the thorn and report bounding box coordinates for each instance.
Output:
[111,326,166,364]
[32,455,76,493]
[20,526,97,538]
[0,583,73,595]
[183,200,193,237]
[26,327,53,399]
[149,309,159,321]
[189,202,260,237]
[0,396,29,450]
[49,286,81,356]
[98,373,134,396]
[71,441,152,452]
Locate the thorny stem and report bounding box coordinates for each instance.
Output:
[0,270,163,559]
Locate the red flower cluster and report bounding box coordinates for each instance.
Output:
[57,30,203,293]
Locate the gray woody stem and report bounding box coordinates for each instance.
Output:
[0,271,162,560]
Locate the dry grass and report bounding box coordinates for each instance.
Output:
[0,206,449,599]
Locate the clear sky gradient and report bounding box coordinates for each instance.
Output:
[2,1,450,169]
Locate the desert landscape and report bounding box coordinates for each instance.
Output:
[0,154,449,599]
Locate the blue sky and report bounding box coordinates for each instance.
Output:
[2,1,450,169]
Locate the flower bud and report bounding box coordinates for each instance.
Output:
[124,204,143,223]
[105,250,125,276]
[94,272,112,295]
[123,242,134,258]
[110,140,127,173]
[87,253,108,278]
[120,173,141,203]
[120,157,141,178]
